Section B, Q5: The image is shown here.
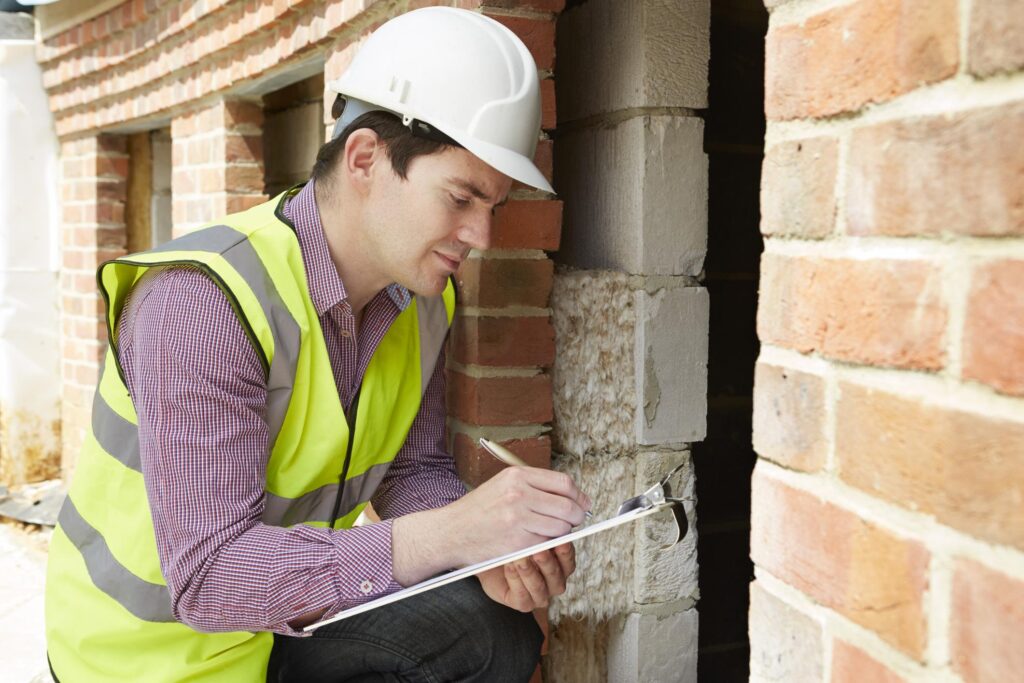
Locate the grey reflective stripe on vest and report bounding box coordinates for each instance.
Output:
[58,497,175,622]
[415,294,450,395]
[91,347,141,472]
[148,225,300,448]
[263,460,393,527]
[92,392,141,472]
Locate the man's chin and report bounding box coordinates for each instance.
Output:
[405,276,449,298]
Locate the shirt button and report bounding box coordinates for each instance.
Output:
[340,329,352,338]
[359,580,374,595]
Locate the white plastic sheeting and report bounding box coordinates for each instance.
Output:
[0,38,61,484]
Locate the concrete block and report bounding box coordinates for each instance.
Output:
[634,451,698,604]
[607,609,699,683]
[551,272,709,453]
[557,0,710,121]
[551,270,637,459]
[549,452,636,622]
[635,286,708,444]
[555,115,707,277]
[749,582,824,682]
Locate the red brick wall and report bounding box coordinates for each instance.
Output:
[753,0,1024,680]
[58,135,128,476]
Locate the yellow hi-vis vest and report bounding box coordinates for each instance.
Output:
[45,188,456,682]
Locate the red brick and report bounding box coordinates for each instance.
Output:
[836,381,1024,549]
[751,468,929,658]
[513,139,554,192]
[749,582,824,680]
[455,257,554,308]
[486,14,555,71]
[225,193,269,214]
[96,134,127,154]
[447,371,553,425]
[74,362,100,387]
[846,103,1024,237]
[969,0,1024,77]
[534,138,553,182]
[963,260,1024,396]
[491,200,562,251]
[831,640,907,683]
[199,167,222,193]
[187,139,213,165]
[96,154,130,179]
[761,137,838,239]
[222,100,264,130]
[453,433,551,486]
[752,363,827,472]
[540,79,556,130]
[479,0,565,11]
[95,201,125,225]
[952,559,1024,683]
[173,169,198,194]
[757,255,947,370]
[96,179,127,202]
[765,0,958,120]
[224,164,265,193]
[452,315,555,368]
[225,134,263,163]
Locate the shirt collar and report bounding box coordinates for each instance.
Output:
[282,180,411,316]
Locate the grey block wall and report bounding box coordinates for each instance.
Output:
[548,0,710,681]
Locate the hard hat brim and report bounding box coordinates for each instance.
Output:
[447,131,555,195]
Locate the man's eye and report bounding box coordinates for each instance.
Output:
[450,194,471,207]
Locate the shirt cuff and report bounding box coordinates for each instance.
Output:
[323,519,404,618]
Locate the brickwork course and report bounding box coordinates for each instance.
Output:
[752,0,1024,681]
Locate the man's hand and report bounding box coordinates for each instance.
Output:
[391,467,590,587]
[477,543,577,611]
[444,467,590,564]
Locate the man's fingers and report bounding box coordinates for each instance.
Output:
[531,551,567,597]
[552,543,576,578]
[522,469,590,513]
[503,563,533,612]
[512,559,549,607]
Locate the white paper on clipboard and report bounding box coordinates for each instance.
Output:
[304,502,675,632]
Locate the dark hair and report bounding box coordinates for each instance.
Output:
[311,109,451,186]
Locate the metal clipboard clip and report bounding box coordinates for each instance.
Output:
[615,462,689,549]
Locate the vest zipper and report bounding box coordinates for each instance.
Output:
[329,390,361,527]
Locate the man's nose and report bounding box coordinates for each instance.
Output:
[458,210,492,251]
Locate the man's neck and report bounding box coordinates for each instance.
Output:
[313,181,388,317]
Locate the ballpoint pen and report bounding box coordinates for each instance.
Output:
[478,438,593,519]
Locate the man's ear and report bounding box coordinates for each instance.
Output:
[342,128,382,196]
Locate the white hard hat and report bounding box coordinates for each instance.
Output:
[326,7,553,193]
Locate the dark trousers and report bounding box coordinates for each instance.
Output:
[266,578,543,682]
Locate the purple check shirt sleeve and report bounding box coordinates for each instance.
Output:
[119,265,461,636]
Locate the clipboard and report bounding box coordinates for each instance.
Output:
[304,465,689,632]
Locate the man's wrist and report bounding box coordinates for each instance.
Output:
[391,504,463,586]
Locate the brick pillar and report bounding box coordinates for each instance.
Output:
[58,135,129,477]
[171,99,265,235]
[753,0,1024,680]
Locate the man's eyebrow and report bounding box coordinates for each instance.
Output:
[446,177,507,206]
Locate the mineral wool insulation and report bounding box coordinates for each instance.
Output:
[548,270,698,624]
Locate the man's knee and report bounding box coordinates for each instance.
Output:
[438,580,543,682]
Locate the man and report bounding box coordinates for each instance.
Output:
[45,8,589,682]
